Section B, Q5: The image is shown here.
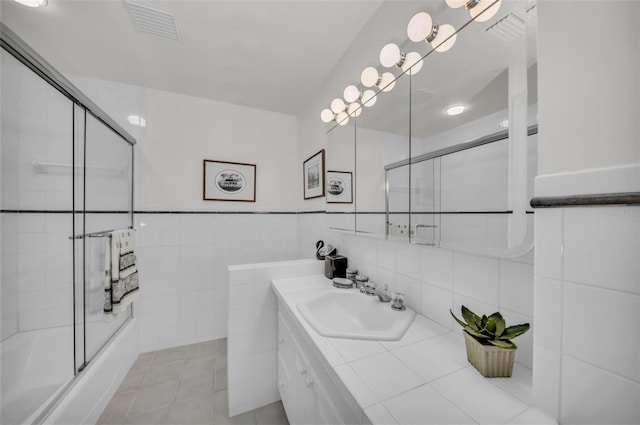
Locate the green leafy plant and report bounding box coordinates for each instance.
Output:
[450,305,530,349]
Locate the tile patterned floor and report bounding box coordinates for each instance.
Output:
[97,338,289,425]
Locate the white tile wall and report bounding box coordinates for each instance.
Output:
[135,213,302,353]
[533,204,640,424]
[227,258,324,416]
[330,232,535,369]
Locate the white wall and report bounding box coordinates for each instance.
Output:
[71,76,307,352]
[533,1,640,424]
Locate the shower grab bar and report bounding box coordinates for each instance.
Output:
[68,227,133,240]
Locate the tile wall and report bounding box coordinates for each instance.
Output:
[135,212,305,353]
[533,205,640,424]
[328,233,536,370]
[227,258,325,416]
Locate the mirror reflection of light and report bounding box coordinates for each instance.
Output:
[320,109,335,123]
[127,115,146,127]
[401,52,423,75]
[446,105,466,116]
[361,90,377,107]
[336,111,349,126]
[14,0,48,7]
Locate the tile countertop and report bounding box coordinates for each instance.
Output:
[272,275,557,425]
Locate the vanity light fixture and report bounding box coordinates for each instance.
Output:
[407,12,457,53]
[321,109,335,123]
[361,90,377,107]
[446,105,466,116]
[360,67,396,93]
[331,98,347,114]
[336,111,349,126]
[14,0,47,7]
[343,85,362,103]
[380,43,424,76]
[347,102,362,117]
[446,0,503,23]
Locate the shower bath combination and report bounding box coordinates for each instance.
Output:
[0,23,137,424]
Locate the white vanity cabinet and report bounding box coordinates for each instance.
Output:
[277,302,359,425]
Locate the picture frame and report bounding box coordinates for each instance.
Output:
[326,170,353,204]
[303,149,325,199]
[203,159,256,202]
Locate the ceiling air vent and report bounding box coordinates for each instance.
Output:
[397,88,436,106]
[483,12,526,42]
[126,0,182,43]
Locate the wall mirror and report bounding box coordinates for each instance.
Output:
[326,117,356,233]
[325,0,538,257]
[407,0,538,256]
[354,73,411,240]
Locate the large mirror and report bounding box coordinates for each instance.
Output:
[325,0,538,257]
[408,0,537,256]
[326,118,356,232]
[354,73,411,240]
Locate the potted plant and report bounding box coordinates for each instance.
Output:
[450,305,530,378]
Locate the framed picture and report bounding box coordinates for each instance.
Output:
[203,159,256,202]
[326,170,353,204]
[303,149,325,199]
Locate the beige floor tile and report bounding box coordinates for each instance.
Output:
[124,406,170,425]
[97,393,134,423]
[213,390,228,420]
[115,369,147,395]
[176,372,215,402]
[128,380,178,417]
[167,394,214,425]
[255,402,289,425]
[129,352,155,373]
[187,340,217,359]
[153,346,189,366]
[182,353,215,380]
[143,362,182,387]
[214,368,227,392]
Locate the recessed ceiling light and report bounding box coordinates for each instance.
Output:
[127,115,146,127]
[446,105,465,116]
[14,0,47,7]
[500,119,509,128]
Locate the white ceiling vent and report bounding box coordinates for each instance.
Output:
[126,0,182,43]
[397,88,436,106]
[483,12,526,42]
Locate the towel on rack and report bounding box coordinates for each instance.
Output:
[104,229,139,319]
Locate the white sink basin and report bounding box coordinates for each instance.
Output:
[297,291,415,341]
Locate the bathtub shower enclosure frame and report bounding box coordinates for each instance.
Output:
[1,23,136,424]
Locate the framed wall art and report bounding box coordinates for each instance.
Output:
[326,170,353,204]
[203,159,256,202]
[303,149,325,200]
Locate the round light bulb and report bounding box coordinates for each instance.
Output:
[407,12,434,43]
[431,23,457,53]
[446,105,465,116]
[320,109,335,123]
[336,111,349,126]
[14,0,48,7]
[379,43,402,68]
[361,90,377,107]
[445,0,468,8]
[379,72,396,92]
[470,0,502,22]
[361,67,380,87]
[330,98,346,114]
[347,102,362,117]
[401,52,423,75]
[343,85,361,103]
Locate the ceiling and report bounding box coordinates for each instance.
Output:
[0,0,383,115]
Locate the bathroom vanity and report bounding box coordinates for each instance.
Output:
[273,275,556,425]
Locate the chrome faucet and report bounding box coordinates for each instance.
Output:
[364,283,392,303]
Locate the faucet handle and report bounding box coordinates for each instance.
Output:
[391,292,406,311]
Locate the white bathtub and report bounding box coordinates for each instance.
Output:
[1,327,74,425]
[0,319,138,425]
